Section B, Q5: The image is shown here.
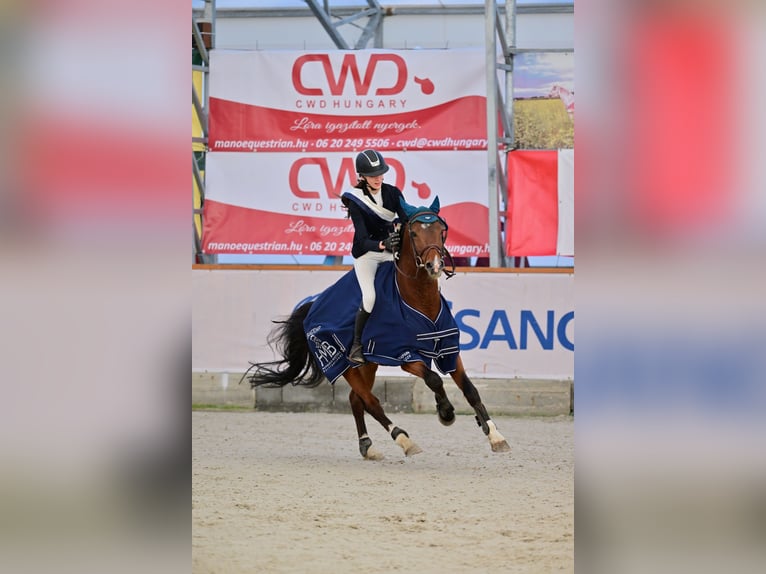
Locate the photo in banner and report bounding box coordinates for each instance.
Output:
[511,52,574,150]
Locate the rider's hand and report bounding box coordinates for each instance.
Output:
[382,232,400,253]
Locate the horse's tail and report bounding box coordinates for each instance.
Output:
[241,301,325,389]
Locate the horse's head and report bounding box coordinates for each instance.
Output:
[398,196,454,280]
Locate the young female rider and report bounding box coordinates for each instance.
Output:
[341,149,408,365]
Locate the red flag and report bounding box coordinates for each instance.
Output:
[506,151,559,256]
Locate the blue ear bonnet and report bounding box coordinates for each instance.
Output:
[400,196,447,229]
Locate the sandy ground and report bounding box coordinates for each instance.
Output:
[192,411,573,574]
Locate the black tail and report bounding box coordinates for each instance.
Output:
[240,301,325,389]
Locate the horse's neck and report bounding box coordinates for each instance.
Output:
[396,267,441,321]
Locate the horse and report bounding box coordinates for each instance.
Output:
[243,200,511,459]
[549,84,575,122]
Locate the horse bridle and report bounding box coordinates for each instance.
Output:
[394,212,456,280]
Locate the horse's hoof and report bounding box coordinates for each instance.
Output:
[438,411,456,426]
[491,439,511,453]
[359,436,382,459]
[393,431,423,456]
[364,447,384,461]
[404,442,423,457]
[436,398,455,426]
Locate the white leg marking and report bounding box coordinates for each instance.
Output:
[487,420,511,453]
[365,446,384,461]
[394,433,423,456]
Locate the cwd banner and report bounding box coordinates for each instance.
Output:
[208,49,487,152]
[202,151,489,256]
[506,150,574,257]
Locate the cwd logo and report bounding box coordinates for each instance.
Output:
[292,53,433,97]
[411,181,432,200]
[287,156,433,206]
[289,156,406,199]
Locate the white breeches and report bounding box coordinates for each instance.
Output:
[353,250,393,312]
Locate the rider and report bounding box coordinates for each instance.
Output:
[341,149,408,365]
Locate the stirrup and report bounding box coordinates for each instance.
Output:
[348,343,366,364]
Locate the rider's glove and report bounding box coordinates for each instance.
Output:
[382,232,400,253]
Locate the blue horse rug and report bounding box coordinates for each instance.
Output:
[302,262,460,383]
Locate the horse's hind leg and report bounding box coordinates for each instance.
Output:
[349,389,383,460]
[344,365,422,457]
[401,362,455,426]
[449,356,510,453]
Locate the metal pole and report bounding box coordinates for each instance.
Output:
[485,0,502,267]
[506,0,516,149]
[305,0,351,49]
[500,0,517,268]
[205,0,215,115]
[201,0,216,264]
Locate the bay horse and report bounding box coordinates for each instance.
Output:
[244,200,510,459]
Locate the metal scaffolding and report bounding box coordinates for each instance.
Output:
[305,0,385,49]
[192,1,216,263]
[191,1,573,267]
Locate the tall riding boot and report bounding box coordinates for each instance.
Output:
[348,308,371,364]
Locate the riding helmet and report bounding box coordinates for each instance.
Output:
[355,149,389,177]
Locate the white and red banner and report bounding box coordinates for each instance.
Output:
[202,151,490,256]
[506,150,574,256]
[208,49,487,152]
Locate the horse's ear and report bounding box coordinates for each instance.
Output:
[429,196,441,214]
[400,197,418,219]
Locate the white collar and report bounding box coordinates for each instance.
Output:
[345,188,396,221]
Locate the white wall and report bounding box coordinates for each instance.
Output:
[214,12,573,51]
[192,268,574,380]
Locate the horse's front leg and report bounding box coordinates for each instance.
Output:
[449,356,510,453]
[349,389,384,460]
[345,364,422,457]
[401,361,455,426]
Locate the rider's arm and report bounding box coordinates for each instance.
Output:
[348,204,384,255]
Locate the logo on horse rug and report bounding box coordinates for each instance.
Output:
[303,262,460,383]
